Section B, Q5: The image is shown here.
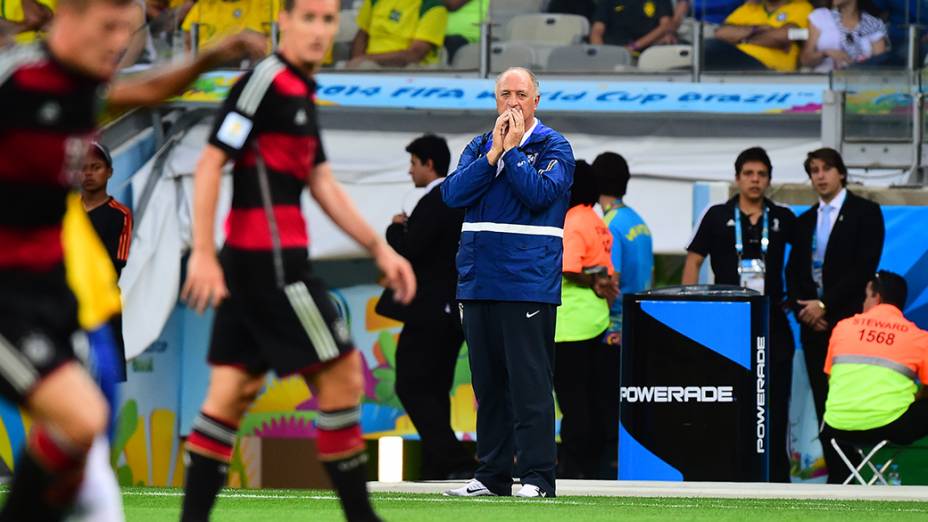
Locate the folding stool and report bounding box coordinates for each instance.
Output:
[829,438,902,485]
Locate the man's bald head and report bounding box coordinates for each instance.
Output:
[495,67,539,96]
[494,67,540,128]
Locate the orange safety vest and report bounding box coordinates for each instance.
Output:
[824,303,928,430]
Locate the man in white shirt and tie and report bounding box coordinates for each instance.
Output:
[787,148,884,482]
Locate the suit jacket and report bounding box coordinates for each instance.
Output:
[787,189,884,327]
[377,183,465,323]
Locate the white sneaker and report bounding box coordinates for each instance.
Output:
[514,484,547,498]
[443,479,497,497]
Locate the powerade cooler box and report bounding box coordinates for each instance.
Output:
[618,285,770,481]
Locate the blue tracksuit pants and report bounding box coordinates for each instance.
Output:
[461,300,557,496]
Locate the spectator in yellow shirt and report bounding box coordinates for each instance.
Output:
[705,0,813,72]
[349,0,448,67]
[182,0,278,51]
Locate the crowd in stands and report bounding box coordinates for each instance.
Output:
[3,0,924,72]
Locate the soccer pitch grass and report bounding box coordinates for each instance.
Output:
[117,488,928,521]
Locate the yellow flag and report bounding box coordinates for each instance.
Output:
[62,192,122,330]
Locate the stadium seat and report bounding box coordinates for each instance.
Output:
[504,13,589,45]
[637,45,693,71]
[545,44,632,72]
[488,0,547,36]
[829,438,902,485]
[492,0,545,10]
[452,42,538,72]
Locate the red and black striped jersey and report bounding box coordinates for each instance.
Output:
[87,196,133,277]
[208,53,326,255]
[0,44,103,273]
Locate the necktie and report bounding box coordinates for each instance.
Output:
[815,204,833,263]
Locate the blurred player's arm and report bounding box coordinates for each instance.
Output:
[308,162,416,304]
[181,145,229,314]
[107,31,267,109]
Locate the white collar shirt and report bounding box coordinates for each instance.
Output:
[424,176,445,194]
[818,187,847,231]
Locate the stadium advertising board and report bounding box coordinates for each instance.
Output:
[177,72,824,115]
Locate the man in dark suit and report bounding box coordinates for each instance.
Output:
[788,148,885,476]
[379,134,472,479]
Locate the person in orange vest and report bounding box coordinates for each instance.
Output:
[822,270,928,483]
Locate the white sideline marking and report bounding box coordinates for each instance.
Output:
[116,490,928,513]
[120,490,591,506]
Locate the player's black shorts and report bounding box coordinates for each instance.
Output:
[209,248,355,376]
[0,267,82,403]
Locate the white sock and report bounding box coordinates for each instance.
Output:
[69,436,124,522]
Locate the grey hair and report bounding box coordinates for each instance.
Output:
[495,67,539,94]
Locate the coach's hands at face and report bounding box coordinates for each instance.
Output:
[181,250,229,314]
[503,108,525,151]
[487,110,510,166]
[372,240,417,305]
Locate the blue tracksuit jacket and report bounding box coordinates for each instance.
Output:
[441,119,574,305]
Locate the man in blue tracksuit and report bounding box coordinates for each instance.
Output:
[441,67,574,499]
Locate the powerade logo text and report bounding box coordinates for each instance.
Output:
[756,336,767,454]
[620,386,734,403]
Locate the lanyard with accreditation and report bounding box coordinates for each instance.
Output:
[734,205,768,295]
